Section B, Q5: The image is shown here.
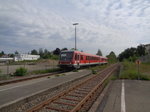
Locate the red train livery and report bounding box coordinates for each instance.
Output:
[58,50,108,68]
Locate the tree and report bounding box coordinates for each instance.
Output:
[44,49,49,54]
[8,53,14,57]
[61,48,68,51]
[118,45,146,62]
[106,51,117,63]
[0,51,5,57]
[53,48,61,55]
[43,49,51,59]
[70,48,76,50]
[137,44,146,56]
[31,49,38,55]
[1,51,4,55]
[39,48,44,58]
[118,47,137,61]
[96,49,102,56]
[15,51,18,54]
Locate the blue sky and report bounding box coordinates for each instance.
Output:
[0,0,150,56]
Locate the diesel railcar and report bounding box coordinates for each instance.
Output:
[58,50,108,69]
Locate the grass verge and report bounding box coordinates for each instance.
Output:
[89,64,109,75]
[0,67,62,81]
[29,68,62,75]
[119,61,150,80]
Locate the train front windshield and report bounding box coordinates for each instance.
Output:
[60,52,73,61]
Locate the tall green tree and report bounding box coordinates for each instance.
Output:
[70,48,76,50]
[43,49,51,59]
[137,44,146,56]
[15,51,19,54]
[39,48,44,58]
[118,47,137,61]
[96,49,102,56]
[0,51,5,57]
[106,51,117,63]
[31,49,38,55]
[118,45,146,62]
[61,48,68,51]
[53,48,61,55]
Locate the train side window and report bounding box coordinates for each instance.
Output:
[75,54,77,60]
[81,55,83,60]
[77,55,79,60]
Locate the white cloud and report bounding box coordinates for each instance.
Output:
[0,0,149,56]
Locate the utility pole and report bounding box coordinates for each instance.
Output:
[73,23,79,50]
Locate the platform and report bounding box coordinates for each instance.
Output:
[0,69,91,109]
[98,80,150,112]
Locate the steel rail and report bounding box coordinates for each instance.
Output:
[27,75,96,112]
[27,64,119,112]
[70,65,118,112]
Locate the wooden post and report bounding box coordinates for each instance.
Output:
[7,61,9,75]
[136,60,141,80]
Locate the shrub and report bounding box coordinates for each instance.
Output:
[91,69,97,74]
[51,55,59,60]
[139,74,150,80]
[14,67,27,76]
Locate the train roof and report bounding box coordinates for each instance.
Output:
[61,50,107,59]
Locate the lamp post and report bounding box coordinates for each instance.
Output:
[73,23,79,50]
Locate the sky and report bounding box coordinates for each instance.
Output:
[0,0,150,56]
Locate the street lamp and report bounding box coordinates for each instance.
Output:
[73,23,79,50]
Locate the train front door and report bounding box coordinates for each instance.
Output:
[75,54,80,68]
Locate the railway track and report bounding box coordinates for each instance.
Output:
[27,64,120,112]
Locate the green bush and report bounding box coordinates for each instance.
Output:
[140,74,150,80]
[14,67,27,76]
[91,69,97,74]
[51,55,59,60]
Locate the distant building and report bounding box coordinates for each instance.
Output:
[0,55,14,62]
[0,58,13,62]
[14,54,40,61]
[144,44,150,54]
[1,54,10,58]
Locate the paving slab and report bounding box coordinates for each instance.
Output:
[100,80,150,112]
[0,69,91,109]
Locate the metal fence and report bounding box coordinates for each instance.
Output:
[0,60,58,75]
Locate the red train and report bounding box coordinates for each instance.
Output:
[58,50,108,69]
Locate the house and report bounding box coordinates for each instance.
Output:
[14,54,40,61]
[144,44,150,54]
